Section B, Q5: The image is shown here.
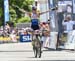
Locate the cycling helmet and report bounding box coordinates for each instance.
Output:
[32,6,37,10]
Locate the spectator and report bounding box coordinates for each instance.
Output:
[5,23,10,33]
[61,16,75,44]
[62,16,75,33]
[40,22,50,36]
[40,22,50,48]
[10,29,17,42]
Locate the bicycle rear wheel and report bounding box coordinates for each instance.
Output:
[37,47,41,58]
[33,47,37,58]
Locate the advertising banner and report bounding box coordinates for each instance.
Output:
[48,0,56,29]
[4,0,9,23]
[43,32,58,49]
[20,34,31,42]
[73,0,75,13]
[65,30,75,49]
[49,32,58,49]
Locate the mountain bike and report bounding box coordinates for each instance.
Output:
[32,30,42,58]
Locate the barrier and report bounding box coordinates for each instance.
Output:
[0,37,11,42]
[65,30,75,49]
[49,32,58,49]
[20,34,31,42]
[0,36,19,43]
[43,32,58,49]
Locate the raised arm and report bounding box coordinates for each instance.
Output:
[40,10,50,15]
[40,7,58,15]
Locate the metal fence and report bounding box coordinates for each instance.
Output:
[16,23,31,29]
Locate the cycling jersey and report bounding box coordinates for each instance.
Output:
[31,12,40,30]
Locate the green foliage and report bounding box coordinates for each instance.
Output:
[0,0,4,26]
[9,6,17,21]
[9,0,34,24]
[18,16,31,23]
[0,0,34,26]
[0,8,2,17]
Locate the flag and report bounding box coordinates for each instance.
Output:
[4,0,9,23]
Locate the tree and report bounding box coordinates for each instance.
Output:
[0,0,34,26]
[18,16,31,23]
[0,0,4,26]
[9,0,34,20]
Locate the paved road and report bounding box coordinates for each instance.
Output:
[0,43,75,61]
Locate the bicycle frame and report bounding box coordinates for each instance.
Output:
[32,31,42,58]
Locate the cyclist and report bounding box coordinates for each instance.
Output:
[29,6,52,58]
[29,6,57,58]
[29,6,52,31]
[30,6,58,30]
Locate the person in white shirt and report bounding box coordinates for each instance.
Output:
[62,16,75,46]
[62,16,75,33]
[10,30,17,42]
